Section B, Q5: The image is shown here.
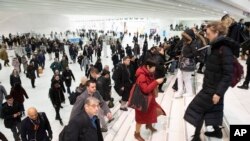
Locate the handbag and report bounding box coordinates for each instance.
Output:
[128,83,152,113]
[179,57,196,71]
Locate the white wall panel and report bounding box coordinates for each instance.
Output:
[0,13,71,35]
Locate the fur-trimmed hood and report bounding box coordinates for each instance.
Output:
[210,36,240,57]
[182,29,196,40]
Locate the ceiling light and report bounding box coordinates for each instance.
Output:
[192,7,196,10]
[223,10,228,14]
[178,4,182,7]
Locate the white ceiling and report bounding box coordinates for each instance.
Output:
[0,0,247,20]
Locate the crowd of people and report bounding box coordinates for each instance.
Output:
[0,14,249,141]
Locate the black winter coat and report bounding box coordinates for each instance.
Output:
[113,64,132,98]
[27,65,36,79]
[96,76,110,101]
[184,36,237,127]
[154,53,166,78]
[10,75,21,87]
[21,112,52,141]
[64,112,103,141]
[49,80,65,105]
[2,102,22,128]
[227,22,243,58]
[62,69,75,87]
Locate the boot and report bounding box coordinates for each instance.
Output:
[237,84,249,90]
[146,124,157,132]
[191,134,201,141]
[204,126,222,138]
[134,132,145,141]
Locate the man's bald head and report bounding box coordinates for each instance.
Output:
[27,107,38,120]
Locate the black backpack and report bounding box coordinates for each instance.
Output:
[68,91,81,105]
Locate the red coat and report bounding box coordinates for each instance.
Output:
[135,66,165,124]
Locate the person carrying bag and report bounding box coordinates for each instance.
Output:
[128,59,166,141]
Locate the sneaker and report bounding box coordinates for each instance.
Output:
[204,129,223,138]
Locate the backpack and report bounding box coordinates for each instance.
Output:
[68,91,81,105]
[231,57,244,87]
[220,47,244,87]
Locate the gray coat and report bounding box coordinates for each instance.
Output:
[70,90,110,120]
[0,84,7,104]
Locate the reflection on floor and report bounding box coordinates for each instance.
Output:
[0,35,249,141]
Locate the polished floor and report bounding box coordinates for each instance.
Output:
[0,35,249,141]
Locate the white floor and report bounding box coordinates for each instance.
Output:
[0,35,250,141]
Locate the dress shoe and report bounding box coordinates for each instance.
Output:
[134,132,145,141]
[101,127,108,132]
[237,84,249,90]
[191,134,201,141]
[146,124,157,132]
[108,117,115,123]
[197,70,204,74]
[120,107,128,111]
[158,89,164,93]
[59,120,64,126]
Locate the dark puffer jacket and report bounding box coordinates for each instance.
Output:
[184,36,238,127]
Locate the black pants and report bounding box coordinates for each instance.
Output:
[159,78,166,90]
[0,132,8,141]
[4,59,9,66]
[54,105,61,120]
[85,65,89,77]
[243,64,250,86]
[10,122,21,141]
[31,78,35,87]
[194,114,204,135]
[121,85,132,101]
[67,87,71,94]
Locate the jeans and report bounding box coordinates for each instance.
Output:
[169,60,177,73]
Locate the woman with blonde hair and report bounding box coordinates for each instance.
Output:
[184,21,238,141]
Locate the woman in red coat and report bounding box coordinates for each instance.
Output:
[134,59,165,141]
